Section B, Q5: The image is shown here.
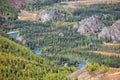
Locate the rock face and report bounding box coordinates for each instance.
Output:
[16,36,26,44]
[98,20,120,42]
[68,68,120,80]
[36,9,61,22]
[68,68,91,80]
[73,15,105,35]
[59,32,64,37]
[98,27,111,39]
[73,15,120,42]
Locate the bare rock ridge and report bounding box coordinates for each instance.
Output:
[69,68,120,80]
[68,68,91,80]
[36,9,61,22]
[73,15,105,35]
[99,20,120,43]
[73,15,120,42]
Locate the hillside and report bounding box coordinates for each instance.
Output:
[0,35,75,80]
[7,0,61,9]
[7,0,36,8]
[0,0,120,80]
[0,0,18,19]
[69,68,120,80]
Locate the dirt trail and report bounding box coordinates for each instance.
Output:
[103,42,120,46]
[103,69,120,80]
[89,51,120,57]
[61,0,120,8]
[61,0,120,4]
[18,10,37,21]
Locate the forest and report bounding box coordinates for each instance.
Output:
[0,0,120,80]
[0,35,77,80]
[0,0,18,19]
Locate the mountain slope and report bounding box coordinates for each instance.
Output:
[0,0,18,19]
[7,0,35,8]
[69,68,120,80]
[0,35,75,80]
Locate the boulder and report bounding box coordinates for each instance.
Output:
[16,36,26,44]
[59,32,64,37]
[36,9,61,22]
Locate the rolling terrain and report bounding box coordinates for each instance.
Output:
[0,35,75,80]
[0,0,120,80]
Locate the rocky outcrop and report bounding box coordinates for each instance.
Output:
[69,68,120,80]
[59,32,64,37]
[68,68,91,80]
[16,36,26,44]
[73,15,120,42]
[36,9,61,22]
[98,20,120,42]
[98,27,111,39]
[73,15,105,35]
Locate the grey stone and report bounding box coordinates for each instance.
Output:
[36,9,61,22]
[98,20,120,42]
[73,15,105,35]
